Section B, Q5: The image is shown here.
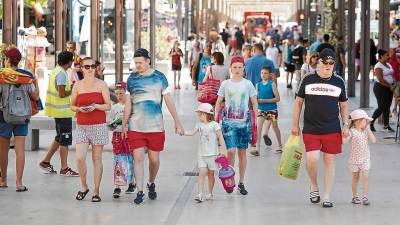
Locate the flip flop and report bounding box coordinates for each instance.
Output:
[310,191,320,203]
[16,186,28,192]
[91,195,102,202]
[76,189,89,201]
[263,135,272,146]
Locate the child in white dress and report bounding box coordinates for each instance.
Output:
[344,109,376,206]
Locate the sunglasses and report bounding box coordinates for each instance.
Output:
[321,60,335,65]
[311,55,318,58]
[82,64,97,70]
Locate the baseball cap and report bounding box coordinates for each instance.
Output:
[350,109,373,121]
[195,103,214,114]
[115,81,127,91]
[5,48,22,63]
[318,48,335,61]
[134,48,151,59]
[230,56,245,66]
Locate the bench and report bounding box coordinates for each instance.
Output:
[25,116,76,151]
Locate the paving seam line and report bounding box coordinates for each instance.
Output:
[163,166,198,225]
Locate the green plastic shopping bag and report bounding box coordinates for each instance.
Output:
[278,135,303,180]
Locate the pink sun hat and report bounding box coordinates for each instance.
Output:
[350,109,373,121]
[195,103,214,114]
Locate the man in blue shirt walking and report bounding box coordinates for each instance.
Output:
[245,43,276,86]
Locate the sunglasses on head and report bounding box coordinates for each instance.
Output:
[82,64,97,70]
[321,60,335,65]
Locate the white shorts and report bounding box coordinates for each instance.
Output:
[349,161,370,172]
[198,156,218,171]
[76,123,109,145]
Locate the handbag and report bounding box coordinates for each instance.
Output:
[113,154,134,186]
[197,66,221,104]
[278,135,303,180]
[112,132,131,155]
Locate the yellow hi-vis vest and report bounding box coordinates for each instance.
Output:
[44,66,75,118]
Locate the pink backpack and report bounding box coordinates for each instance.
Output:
[215,155,236,193]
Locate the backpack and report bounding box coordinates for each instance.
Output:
[291,46,304,65]
[0,84,32,125]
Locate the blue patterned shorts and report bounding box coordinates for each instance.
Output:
[221,122,250,150]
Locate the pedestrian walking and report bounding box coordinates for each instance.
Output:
[316,34,335,53]
[192,43,212,87]
[283,38,295,88]
[335,36,346,80]
[66,41,83,82]
[202,52,230,83]
[265,38,282,82]
[0,48,40,191]
[109,82,136,199]
[343,109,376,206]
[370,49,396,132]
[300,51,319,79]
[292,37,307,85]
[121,48,184,205]
[169,40,183,90]
[245,43,275,86]
[71,57,111,202]
[251,67,282,156]
[183,103,226,202]
[215,56,258,195]
[292,48,349,208]
[40,51,79,176]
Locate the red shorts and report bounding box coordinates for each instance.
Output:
[127,131,165,152]
[302,133,342,154]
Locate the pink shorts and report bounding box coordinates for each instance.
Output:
[302,133,342,154]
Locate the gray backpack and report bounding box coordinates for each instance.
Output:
[0,84,32,125]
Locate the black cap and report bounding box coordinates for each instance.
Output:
[318,48,335,61]
[134,48,151,59]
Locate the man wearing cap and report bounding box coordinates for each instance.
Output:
[215,56,258,195]
[121,48,184,205]
[292,48,349,208]
[0,48,40,190]
[39,51,79,176]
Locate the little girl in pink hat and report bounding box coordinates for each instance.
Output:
[343,109,376,206]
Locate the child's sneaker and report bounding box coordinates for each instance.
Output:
[238,183,248,195]
[351,196,361,204]
[205,193,214,201]
[133,191,145,205]
[125,183,136,194]
[147,183,157,200]
[194,193,204,203]
[113,187,121,199]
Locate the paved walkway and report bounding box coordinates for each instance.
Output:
[1,68,399,225]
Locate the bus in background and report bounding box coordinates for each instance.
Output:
[243,12,272,40]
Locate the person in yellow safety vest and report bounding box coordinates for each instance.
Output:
[39,51,79,176]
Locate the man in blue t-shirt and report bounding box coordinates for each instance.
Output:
[291,48,349,208]
[245,43,276,86]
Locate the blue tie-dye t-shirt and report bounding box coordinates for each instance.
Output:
[127,70,169,132]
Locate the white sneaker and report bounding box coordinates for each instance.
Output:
[205,193,214,201]
[194,193,204,203]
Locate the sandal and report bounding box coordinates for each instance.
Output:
[250,151,260,156]
[362,197,370,206]
[351,196,361,204]
[76,189,89,201]
[275,149,283,154]
[322,201,334,208]
[310,191,320,204]
[16,186,28,192]
[91,195,102,202]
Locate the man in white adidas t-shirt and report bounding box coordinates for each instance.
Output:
[291,48,349,208]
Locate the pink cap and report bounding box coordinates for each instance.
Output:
[195,103,214,114]
[350,109,373,121]
[230,56,245,66]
